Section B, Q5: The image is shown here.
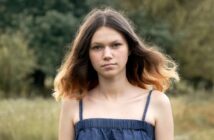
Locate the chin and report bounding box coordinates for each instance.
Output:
[101,73,117,78]
[98,70,124,79]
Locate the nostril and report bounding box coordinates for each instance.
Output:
[103,56,112,61]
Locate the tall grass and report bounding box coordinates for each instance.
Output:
[0,98,60,140]
[172,92,214,140]
[0,92,213,140]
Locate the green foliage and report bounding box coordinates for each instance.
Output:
[0,32,36,97]
[120,0,214,87]
[116,0,180,55]
[20,11,78,76]
[0,0,88,30]
[0,0,90,77]
[128,10,176,54]
[169,80,195,95]
[172,0,214,84]
[0,0,214,95]
[158,0,214,85]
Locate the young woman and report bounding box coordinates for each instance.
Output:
[53,8,179,140]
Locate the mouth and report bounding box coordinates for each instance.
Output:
[101,63,116,67]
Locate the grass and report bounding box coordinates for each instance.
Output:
[0,98,60,140]
[172,92,214,140]
[0,92,213,140]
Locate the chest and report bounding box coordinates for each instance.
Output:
[72,92,156,126]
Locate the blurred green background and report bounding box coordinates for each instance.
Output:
[0,0,213,140]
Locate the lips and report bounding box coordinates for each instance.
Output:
[101,63,116,67]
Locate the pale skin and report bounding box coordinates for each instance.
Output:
[58,26,174,140]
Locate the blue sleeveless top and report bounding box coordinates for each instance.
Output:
[75,90,155,140]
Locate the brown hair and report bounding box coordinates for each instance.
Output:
[53,8,180,101]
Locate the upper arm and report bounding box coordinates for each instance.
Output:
[153,91,174,140]
[58,98,78,140]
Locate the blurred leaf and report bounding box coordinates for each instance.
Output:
[0,32,36,96]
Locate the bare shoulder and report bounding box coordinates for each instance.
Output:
[150,90,173,120]
[150,90,174,139]
[151,90,171,107]
[61,97,79,109]
[58,97,79,140]
[60,97,79,124]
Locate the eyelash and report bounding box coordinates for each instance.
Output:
[112,43,121,47]
[91,43,122,50]
[91,46,102,50]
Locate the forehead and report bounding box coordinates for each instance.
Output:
[91,26,126,44]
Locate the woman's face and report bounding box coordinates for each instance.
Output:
[89,26,129,78]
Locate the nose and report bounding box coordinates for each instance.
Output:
[103,47,112,61]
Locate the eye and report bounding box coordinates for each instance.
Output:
[112,43,121,48]
[91,45,103,50]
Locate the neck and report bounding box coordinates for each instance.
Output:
[96,74,132,100]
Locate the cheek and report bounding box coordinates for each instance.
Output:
[118,48,129,64]
[89,52,99,67]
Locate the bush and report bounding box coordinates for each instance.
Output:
[0,32,36,97]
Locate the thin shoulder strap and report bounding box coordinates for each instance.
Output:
[142,90,153,121]
[79,99,83,121]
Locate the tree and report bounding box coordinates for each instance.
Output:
[120,0,214,89]
[0,32,36,97]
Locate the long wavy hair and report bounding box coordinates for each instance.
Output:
[53,8,180,101]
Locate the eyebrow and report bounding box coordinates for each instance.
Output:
[91,40,122,46]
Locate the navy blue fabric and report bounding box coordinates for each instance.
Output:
[75,90,155,140]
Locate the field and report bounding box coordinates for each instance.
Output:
[172,93,214,140]
[0,93,213,140]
